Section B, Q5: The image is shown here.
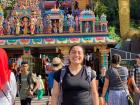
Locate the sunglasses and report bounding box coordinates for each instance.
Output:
[53,64,60,67]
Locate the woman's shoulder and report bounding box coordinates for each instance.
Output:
[10,72,15,79]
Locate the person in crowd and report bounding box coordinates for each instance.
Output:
[18,61,38,105]
[0,48,17,105]
[129,54,140,105]
[9,61,19,81]
[102,54,129,105]
[51,45,99,105]
[47,57,63,104]
[97,67,108,105]
[37,75,44,100]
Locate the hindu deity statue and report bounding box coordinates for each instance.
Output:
[21,17,30,34]
[9,17,16,35]
[36,17,43,34]
[63,14,68,32]
[6,18,11,35]
[53,20,58,33]
[85,21,90,33]
[15,18,20,35]
[47,20,52,34]
[75,15,79,32]
[68,14,75,33]
[30,17,36,35]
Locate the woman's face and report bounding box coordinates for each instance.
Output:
[69,46,84,65]
[101,68,106,76]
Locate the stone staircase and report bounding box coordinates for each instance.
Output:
[15,96,49,105]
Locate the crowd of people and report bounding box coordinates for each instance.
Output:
[0,46,140,105]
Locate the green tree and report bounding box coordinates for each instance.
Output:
[94,1,108,16]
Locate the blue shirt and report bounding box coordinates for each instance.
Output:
[48,72,54,89]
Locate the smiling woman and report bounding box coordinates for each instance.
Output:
[51,45,99,105]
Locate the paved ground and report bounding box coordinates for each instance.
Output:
[15,96,49,105]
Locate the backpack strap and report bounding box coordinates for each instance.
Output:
[27,72,33,90]
[18,73,21,90]
[134,65,137,81]
[60,66,67,85]
[58,66,67,105]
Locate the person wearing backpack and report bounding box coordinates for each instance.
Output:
[18,61,38,105]
[129,54,140,105]
[51,45,99,105]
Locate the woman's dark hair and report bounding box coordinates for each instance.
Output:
[69,45,85,54]
[111,54,121,64]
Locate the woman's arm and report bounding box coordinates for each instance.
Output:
[91,78,99,105]
[102,78,109,97]
[51,80,60,105]
[131,76,140,93]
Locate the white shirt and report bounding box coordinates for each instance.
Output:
[0,72,17,105]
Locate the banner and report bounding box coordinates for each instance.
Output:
[81,37,93,43]
[69,38,81,44]
[19,39,31,45]
[0,40,6,45]
[7,39,18,45]
[56,38,68,44]
[32,38,42,45]
[44,38,55,44]
[95,37,106,43]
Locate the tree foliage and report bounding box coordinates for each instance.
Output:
[93,0,119,33]
[130,0,140,29]
[94,1,108,16]
[109,26,120,42]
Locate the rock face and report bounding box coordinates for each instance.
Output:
[126,28,140,38]
[118,0,130,39]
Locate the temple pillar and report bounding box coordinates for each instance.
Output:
[96,45,109,70]
[118,0,130,38]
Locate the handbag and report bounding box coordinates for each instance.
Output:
[113,67,134,105]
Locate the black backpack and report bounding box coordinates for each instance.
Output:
[58,65,93,105]
[18,72,34,90]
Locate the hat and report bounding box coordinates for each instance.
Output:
[136,54,140,59]
[52,57,63,71]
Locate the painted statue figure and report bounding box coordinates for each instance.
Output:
[9,17,16,35]
[68,14,75,33]
[21,17,30,34]
[15,18,20,35]
[75,15,79,32]
[7,19,11,35]
[47,20,52,34]
[36,17,43,34]
[59,19,63,33]
[30,17,36,34]
[63,14,68,32]
[53,20,58,33]
[85,21,90,33]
